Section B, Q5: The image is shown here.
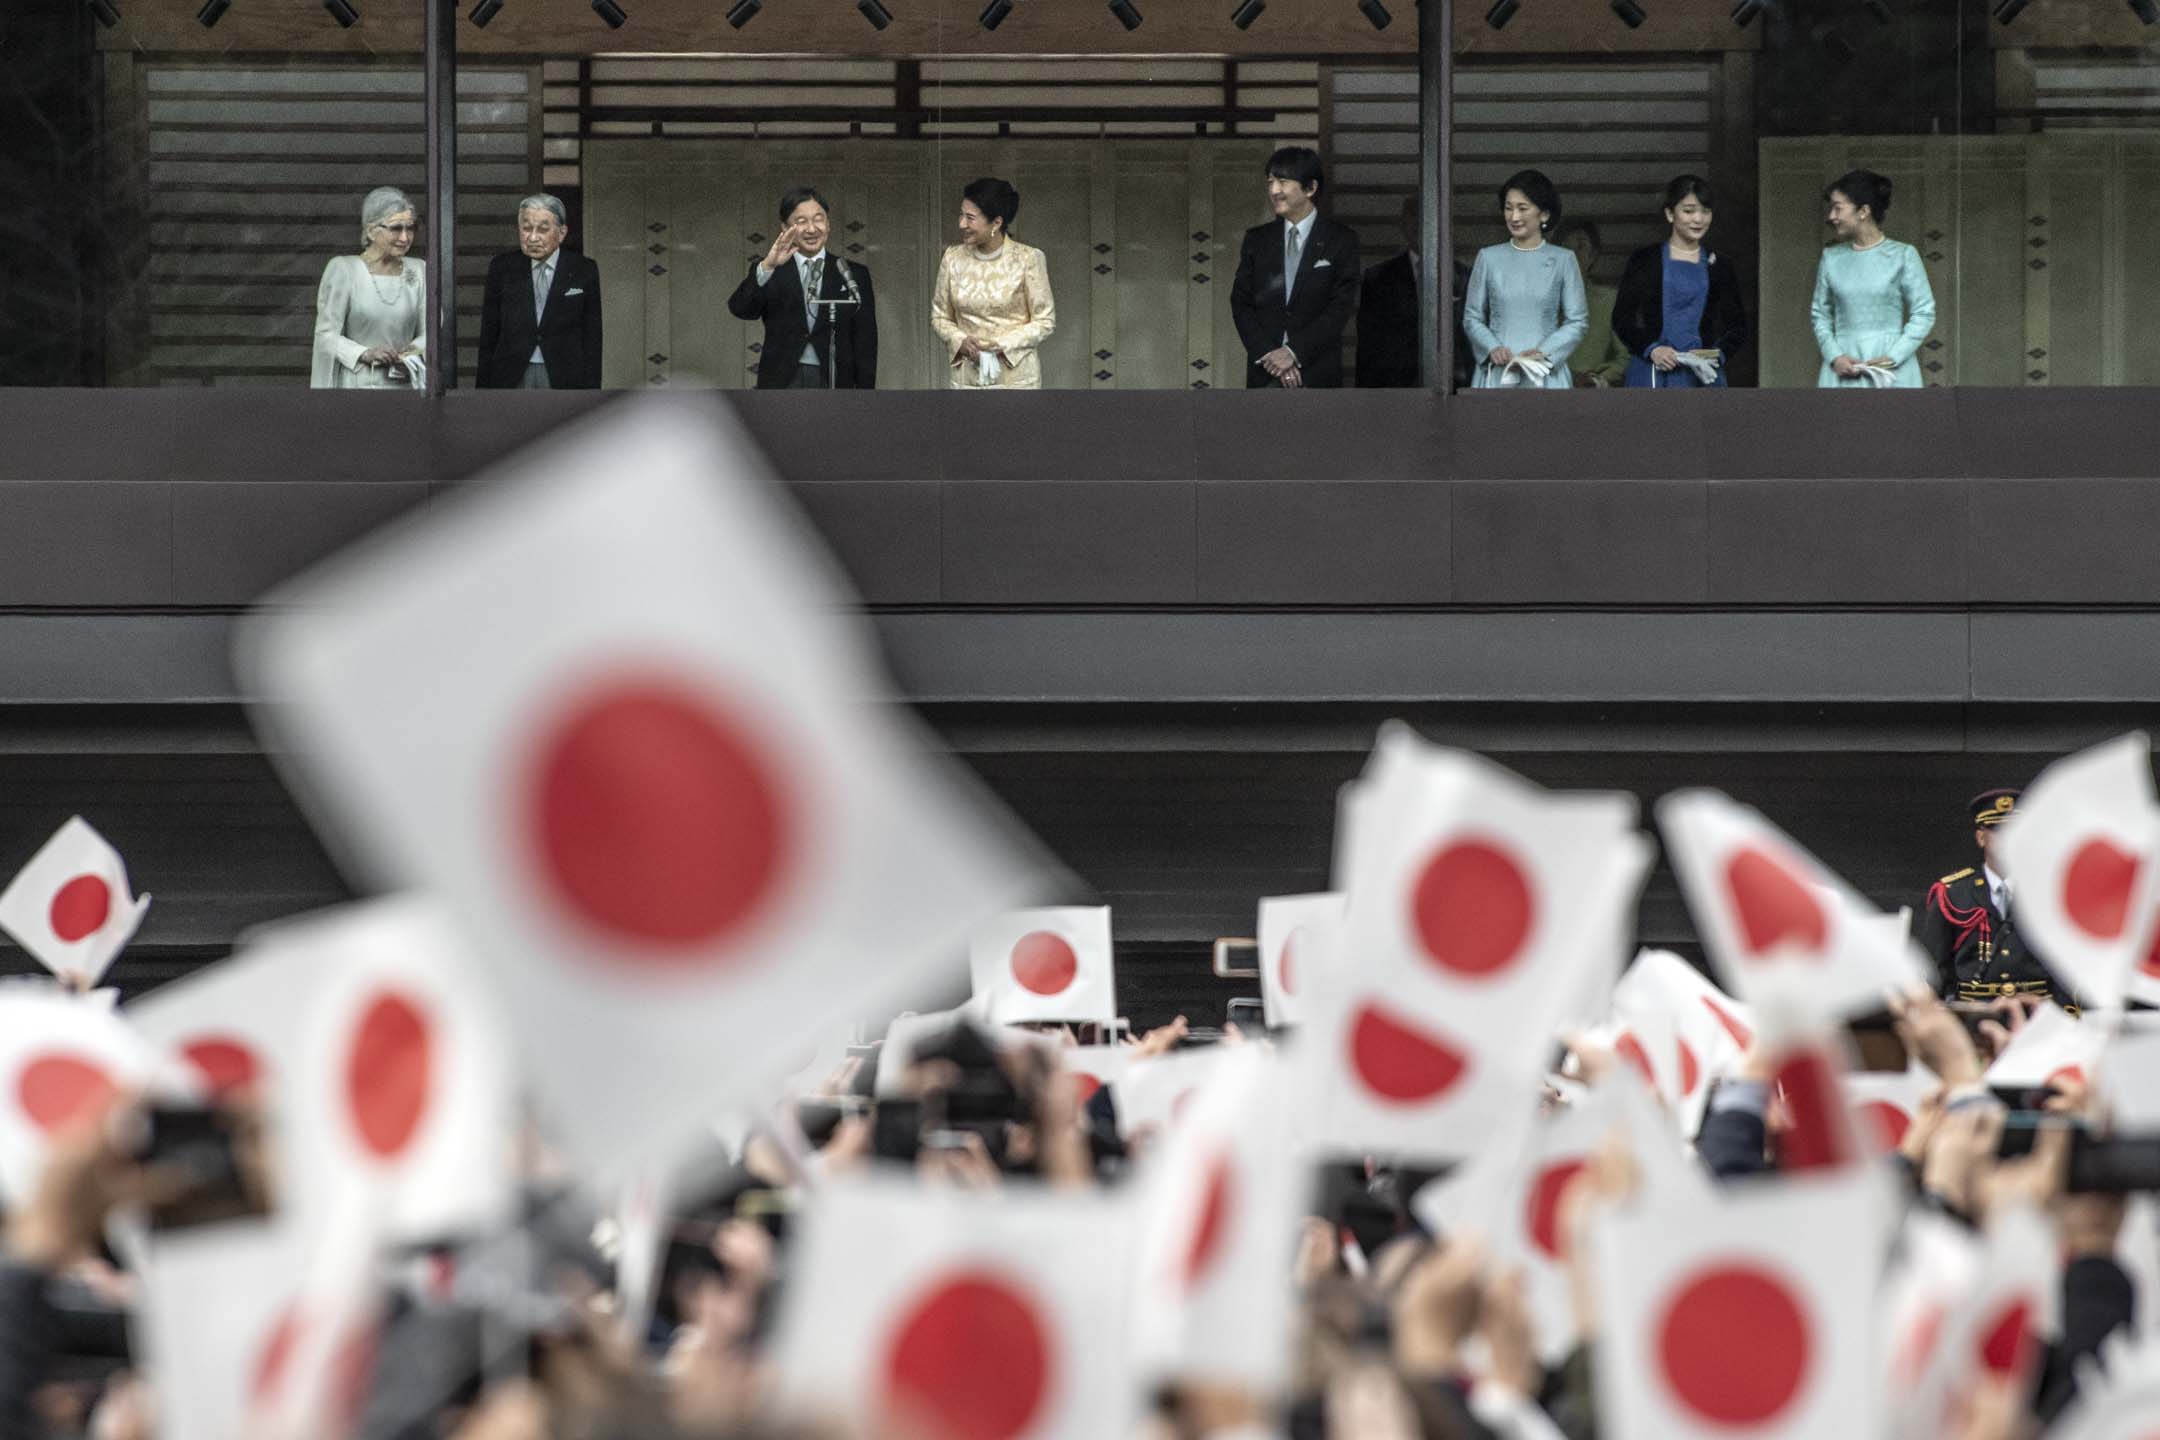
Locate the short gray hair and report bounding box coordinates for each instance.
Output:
[360,186,414,244]
[517,194,568,229]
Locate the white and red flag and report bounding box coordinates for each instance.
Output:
[1994,733,2160,1011]
[1985,1001,2108,1095]
[969,906,1115,1025]
[1061,1042,1130,1111]
[129,938,309,1103]
[1658,789,1922,1017]
[1309,729,1651,1160]
[1131,1046,1306,1392]
[0,986,155,1207]
[773,1175,1138,1440]
[1842,1062,1938,1157]
[1116,1045,1232,1143]
[1256,892,1343,1030]
[1610,949,1753,1139]
[1593,1165,1893,1440]
[0,817,152,987]
[237,398,1042,1178]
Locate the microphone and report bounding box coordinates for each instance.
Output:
[836,257,862,306]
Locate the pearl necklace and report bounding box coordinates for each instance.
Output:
[365,261,408,303]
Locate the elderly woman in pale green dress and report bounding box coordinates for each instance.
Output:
[1809,169,1935,389]
[1462,169,1588,390]
[311,186,427,389]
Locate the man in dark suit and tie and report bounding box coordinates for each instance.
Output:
[476,194,604,389]
[1356,193,1475,391]
[1229,147,1361,389]
[727,186,878,390]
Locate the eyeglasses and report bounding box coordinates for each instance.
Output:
[375,222,418,235]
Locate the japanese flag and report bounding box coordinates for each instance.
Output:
[1884,1203,2057,1435]
[1063,1042,1130,1110]
[0,817,152,987]
[1593,1165,1893,1440]
[1985,1001,2107,1094]
[970,906,1115,1025]
[1414,1086,1611,1362]
[129,935,320,1102]
[1131,1046,1306,1392]
[1116,1046,1232,1142]
[1843,1062,1937,1156]
[1994,733,2160,1011]
[1610,950,1751,1140]
[0,986,155,1207]
[1658,789,1923,1018]
[1311,729,1651,1160]
[238,397,1042,1178]
[772,1175,1138,1440]
[267,899,517,1242]
[1256,892,1344,1029]
[134,1206,383,1440]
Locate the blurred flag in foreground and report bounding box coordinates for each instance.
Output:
[238,397,1042,1178]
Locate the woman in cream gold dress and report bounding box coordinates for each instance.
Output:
[930,177,1055,390]
[311,185,427,389]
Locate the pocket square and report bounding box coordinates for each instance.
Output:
[1313,259,1333,268]
[563,288,585,297]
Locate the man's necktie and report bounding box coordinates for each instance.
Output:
[533,262,549,323]
[805,256,825,328]
[1284,227,1301,300]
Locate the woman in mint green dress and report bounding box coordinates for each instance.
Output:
[1810,169,1935,389]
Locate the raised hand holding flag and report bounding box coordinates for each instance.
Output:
[0,817,152,987]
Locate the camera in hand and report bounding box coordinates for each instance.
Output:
[115,1100,272,1233]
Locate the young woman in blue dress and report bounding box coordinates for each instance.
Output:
[1612,174,1750,389]
[1808,169,1936,388]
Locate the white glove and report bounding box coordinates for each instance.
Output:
[1674,351,1722,385]
[1858,361,1898,387]
[977,350,1003,386]
[1500,354,1553,387]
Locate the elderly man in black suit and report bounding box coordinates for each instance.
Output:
[1229,146,1361,389]
[1357,193,1475,391]
[476,194,604,390]
[727,186,878,390]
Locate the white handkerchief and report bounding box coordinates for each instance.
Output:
[1314,259,1333,269]
[1858,362,1898,387]
[564,288,585,298]
[978,351,1003,385]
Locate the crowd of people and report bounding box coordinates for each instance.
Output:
[309,149,1938,394]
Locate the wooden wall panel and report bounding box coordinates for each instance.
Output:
[94,0,1761,59]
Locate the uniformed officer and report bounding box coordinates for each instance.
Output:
[1915,787,2073,1007]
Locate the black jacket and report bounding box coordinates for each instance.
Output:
[1230,214,1361,389]
[1611,242,1749,360]
[726,253,878,390]
[1915,866,2068,1003]
[476,249,604,390]
[1355,252,1475,391]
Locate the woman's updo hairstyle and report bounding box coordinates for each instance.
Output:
[962,176,1021,234]
[360,186,414,247]
[1498,169,1562,232]
[1827,168,1893,224]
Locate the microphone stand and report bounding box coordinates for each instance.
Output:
[806,256,864,393]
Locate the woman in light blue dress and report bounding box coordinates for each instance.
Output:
[1462,169,1588,390]
[1809,169,1935,389]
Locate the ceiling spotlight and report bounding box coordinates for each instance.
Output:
[1359,0,1392,26]
[1484,0,1519,27]
[1731,0,1763,25]
[2131,0,2158,24]
[468,0,503,23]
[1109,0,1142,27]
[1231,0,1264,27]
[195,0,230,26]
[591,0,626,24]
[980,0,1013,28]
[1862,0,1892,21]
[726,0,759,24]
[1611,0,1645,24]
[88,0,120,26]
[857,0,893,26]
[1990,0,2027,21]
[323,0,359,25]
